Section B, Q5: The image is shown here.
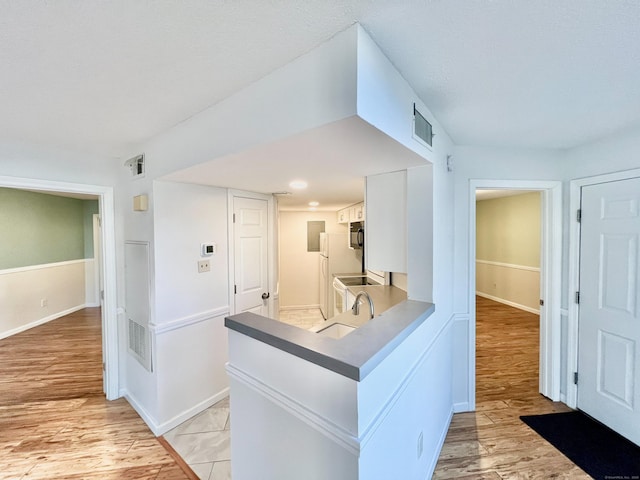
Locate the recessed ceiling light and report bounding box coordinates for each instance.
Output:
[289,180,307,189]
[308,201,319,207]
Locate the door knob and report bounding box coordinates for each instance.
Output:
[262,292,270,300]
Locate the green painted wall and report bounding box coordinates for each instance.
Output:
[0,188,99,270]
[476,192,541,268]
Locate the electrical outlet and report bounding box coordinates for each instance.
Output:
[40,298,48,308]
[417,431,423,459]
[198,260,210,273]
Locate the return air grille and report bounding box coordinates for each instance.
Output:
[413,103,433,147]
[128,318,151,371]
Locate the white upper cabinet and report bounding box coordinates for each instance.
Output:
[365,171,407,273]
[350,203,365,222]
[337,208,349,224]
[337,202,365,224]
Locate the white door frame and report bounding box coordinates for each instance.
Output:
[567,167,640,408]
[468,179,563,409]
[92,213,103,307]
[0,175,119,400]
[227,189,275,317]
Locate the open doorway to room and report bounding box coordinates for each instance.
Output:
[474,189,543,403]
[0,176,118,400]
[468,179,562,411]
[0,186,104,401]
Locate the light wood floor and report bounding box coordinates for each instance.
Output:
[0,308,192,480]
[433,297,587,479]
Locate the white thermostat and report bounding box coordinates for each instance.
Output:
[201,243,216,256]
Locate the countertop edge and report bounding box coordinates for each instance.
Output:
[225,300,435,382]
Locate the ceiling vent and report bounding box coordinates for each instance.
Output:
[413,104,433,148]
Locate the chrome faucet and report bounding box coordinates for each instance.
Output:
[352,291,375,319]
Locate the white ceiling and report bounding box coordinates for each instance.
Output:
[3,1,640,207]
[164,117,426,211]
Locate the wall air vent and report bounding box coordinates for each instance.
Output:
[124,154,145,178]
[128,318,151,371]
[412,103,434,148]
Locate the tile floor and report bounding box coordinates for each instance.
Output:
[164,308,325,480]
[277,307,326,330]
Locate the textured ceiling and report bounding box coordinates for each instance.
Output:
[2,1,639,157]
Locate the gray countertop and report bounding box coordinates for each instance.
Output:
[225,287,435,381]
[345,285,408,315]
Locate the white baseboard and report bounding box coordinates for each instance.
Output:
[278,304,320,311]
[453,401,471,413]
[0,304,87,340]
[476,292,539,315]
[156,388,230,436]
[122,388,230,437]
[122,389,162,436]
[425,406,454,480]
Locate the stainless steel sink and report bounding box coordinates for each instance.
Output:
[316,323,356,339]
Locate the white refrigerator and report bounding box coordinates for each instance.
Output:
[319,233,361,319]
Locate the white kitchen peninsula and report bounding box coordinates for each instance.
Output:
[225,297,452,480]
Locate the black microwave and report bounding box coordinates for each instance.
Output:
[349,221,364,249]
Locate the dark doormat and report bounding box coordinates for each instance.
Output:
[520,411,640,480]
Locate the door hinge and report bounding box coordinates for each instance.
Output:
[234,285,237,295]
[233,213,236,223]
[575,291,580,304]
[576,209,582,223]
[97,215,102,227]
[573,372,579,385]
[539,299,544,306]
[100,290,104,300]
[102,362,106,372]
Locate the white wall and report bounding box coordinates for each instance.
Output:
[452,146,564,313]
[358,316,453,479]
[84,258,99,307]
[153,181,229,322]
[563,124,640,178]
[0,260,88,339]
[450,130,640,406]
[0,142,123,402]
[227,306,454,480]
[356,21,457,474]
[121,180,232,433]
[143,27,359,180]
[118,25,383,431]
[278,211,347,309]
[0,140,118,186]
[450,146,564,408]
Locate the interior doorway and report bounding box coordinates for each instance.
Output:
[0,176,118,399]
[474,189,543,403]
[468,180,562,410]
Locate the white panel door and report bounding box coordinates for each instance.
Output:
[234,197,269,316]
[578,177,640,445]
